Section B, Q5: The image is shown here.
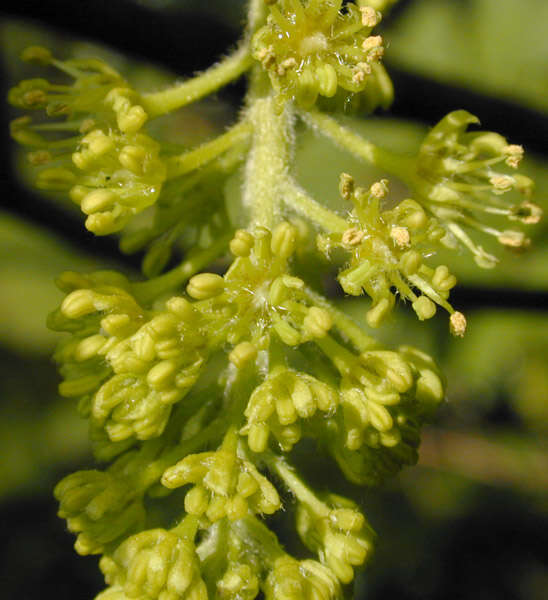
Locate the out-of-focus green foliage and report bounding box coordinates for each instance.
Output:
[386,0,548,113]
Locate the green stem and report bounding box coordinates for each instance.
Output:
[243,96,293,228]
[303,286,379,352]
[139,416,227,489]
[141,45,252,118]
[280,181,348,233]
[166,120,252,179]
[132,233,231,304]
[301,109,415,176]
[265,454,328,517]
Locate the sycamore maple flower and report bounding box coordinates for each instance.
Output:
[319,173,466,332]
[9,47,165,234]
[253,0,390,108]
[409,110,542,268]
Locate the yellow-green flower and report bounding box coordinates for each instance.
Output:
[161,429,281,522]
[296,493,375,583]
[99,525,207,600]
[320,174,465,331]
[9,48,166,234]
[409,110,541,268]
[253,0,387,107]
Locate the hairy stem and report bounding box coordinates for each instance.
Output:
[166,120,252,179]
[141,45,252,118]
[132,232,231,304]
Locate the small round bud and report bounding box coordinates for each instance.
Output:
[303,307,333,338]
[230,230,254,257]
[81,190,117,215]
[412,296,436,321]
[400,250,422,276]
[187,273,225,300]
[271,222,298,258]
[61,289,96,319]
[21,46,52,65]
[229,342,258,369]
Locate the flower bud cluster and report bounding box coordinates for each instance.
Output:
[161,430,281,522]
[99,527,207,600]
[339,347,444,452]
[319,174,467,332]
[9,48,166,235]
[253,1,387,108]
[216,562,260,600]
[264,555,341,600]
[412,110,541,268]
[296,494,375,584]
[241,366,338,453]
[50,271,207,445]
[195,224,335,363]
[54,465,145,555]
[320,341,444,484]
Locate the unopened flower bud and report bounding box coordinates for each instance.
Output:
[187,273,225,299]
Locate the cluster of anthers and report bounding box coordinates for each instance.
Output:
[253,0,392,109]
[407,110,542,268]
[7,1,543,599]
[319,173,467,335]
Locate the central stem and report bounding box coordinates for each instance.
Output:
[244,96,294,229]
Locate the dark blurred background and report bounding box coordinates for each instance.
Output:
[1,1,547,598]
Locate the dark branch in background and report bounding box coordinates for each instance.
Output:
[1,0,546,309]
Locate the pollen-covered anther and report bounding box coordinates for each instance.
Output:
[257,45,276,70]
[510,201,543,225]
[277,57,297,77]
[342,227,365,247]
[360,6,382,28]
[390,226,410,248]
[450,311,467,337]
[370,178,389,199]
[362,35,382,52]
[490,174,515,193]
[339,172,355,200]
[497,230,530,249]
[504,144,524,168]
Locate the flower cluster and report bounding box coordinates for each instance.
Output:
[323,343,444,485]
[410,110,542,268]
[54,462,145,555]
[264,555,342,600]
[12,3,541,598]
[161,429,281,522]
[99,524,207,600]
[9,47,166,234]
[253,1,391,108]
[241,366,338,452]
[49,271,207,448]
[319,173,467,334]
[296,493,375,583]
